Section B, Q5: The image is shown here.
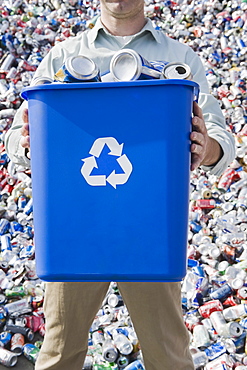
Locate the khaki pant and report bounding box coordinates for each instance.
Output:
[35,282,194,370]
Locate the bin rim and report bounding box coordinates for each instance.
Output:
[21,78,199,101]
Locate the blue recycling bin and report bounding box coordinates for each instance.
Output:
[22,79,199,282]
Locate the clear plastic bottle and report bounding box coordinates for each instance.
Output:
[112,331,133,355]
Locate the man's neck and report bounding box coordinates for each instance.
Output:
[100,14,147,36]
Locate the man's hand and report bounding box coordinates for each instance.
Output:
[190,101,223,171]
[20,108,30,158]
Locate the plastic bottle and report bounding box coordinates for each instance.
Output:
[112,331,133,355]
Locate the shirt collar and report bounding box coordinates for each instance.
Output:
[88,17,162,44]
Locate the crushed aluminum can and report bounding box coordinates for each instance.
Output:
[161,62,192,80]
[54,55,101,83]
[110,49,161,81]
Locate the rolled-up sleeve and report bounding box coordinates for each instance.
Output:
[4,100,31,168]
[187,49,236,176]
[4,44,64,168]
[198,93,236,176]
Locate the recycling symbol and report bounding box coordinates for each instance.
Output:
[81,137,133,189]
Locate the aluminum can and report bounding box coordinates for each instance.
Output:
[110,49,161,81]
[161,62,192,80]
[0,54,16,72]
[124,360,144,370]
[92,329,104,345]
[223,304,247,321]
[0,219,10,235]
[218,168,240,191]
[196,199,216,209]
[6,67,18,79]
[192,350,208,369]
[205,341,226,361]
[10,333,25,356]
[192,324,211,347]
[149,60,169,72]
[25,314,44,333]
[221,322,243,338]
[15,317,27,327]
[18,60,37,72]
[210,310,243,337]
[209,311,226,335]
[233,333,246,352]
[0,307,7,326]
[4,298,30,315]
[54,55,101,83]
[239,318,247,330]
[1,234,12,253]
[0,331,12,347]
[185,310,200,331]
[204,353,234,370]
[38,323,46,337]
[0,347,17,367]
[117,355,129,368]
[0,295,7,305]
[5,286,26,298]
[222,296,240,307]
[5,323,34,341]
[199,300,223,318]
[209,284,232,301]
[23,343,40,363]
[201,318,218,340]
[102,339,118,362]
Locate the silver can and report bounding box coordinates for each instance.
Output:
[0,53,16,72]
[209,311,226,335]
[54,55,101,83]
[110,49,162,81]
[0,347,17,367]
[102,339,119,362]
[10,333,25,356]
[161,62,192,80]
[221,322,243,338]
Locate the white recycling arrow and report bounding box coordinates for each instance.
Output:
[106,155,133,189]
[81,156,106,186]
[81,137,133,188]
[89,137,123,157]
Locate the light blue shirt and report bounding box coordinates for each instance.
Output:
[5,18,235,175]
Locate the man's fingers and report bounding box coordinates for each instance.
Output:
[20,136,30,148]
[22,108,29,123]
[190,131,204,146]
[21,123,29,136]
[193,101,203,120]
[190,156,201,171]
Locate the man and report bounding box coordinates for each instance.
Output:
[5,1,235,370]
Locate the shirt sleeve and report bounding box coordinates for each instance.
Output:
[4,44,65,168]
[4,100,31,168]
[186,48,236,176]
